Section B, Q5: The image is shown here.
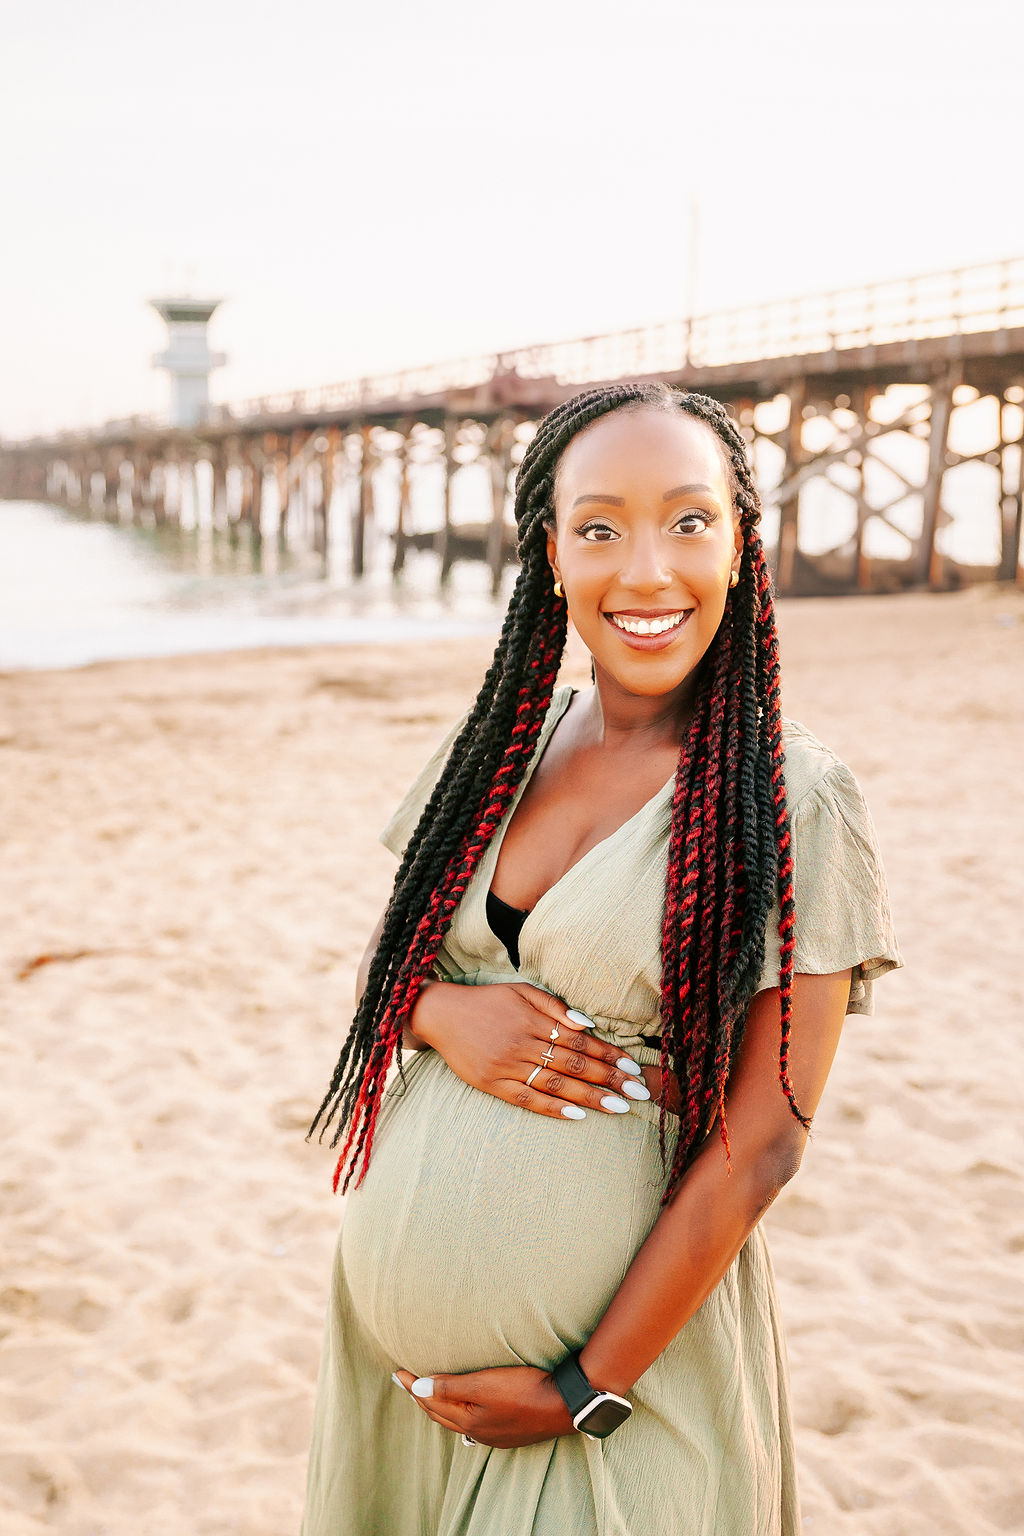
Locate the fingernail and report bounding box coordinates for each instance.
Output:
[411,1377,434,1398]
[616,1057,643,1075]
[561,1105,586,1119]
[391,1372,406,1389]
[600,1095,630,1113]
[621,1080,651,1101]
[566,1009,594,1029]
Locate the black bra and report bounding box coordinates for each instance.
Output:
[485,889,528,969]
[484,888,661,1049]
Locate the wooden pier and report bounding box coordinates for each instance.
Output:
[2,257,1023,596]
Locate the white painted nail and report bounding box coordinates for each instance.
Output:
[561,1105,587,1119]
[565,1009,594,1029]
[621,1080,651,1101]
[391,1372,407,1389]
[616,1057,643,1075]
[411,1377,434,1398]
[601,1095,630,1113]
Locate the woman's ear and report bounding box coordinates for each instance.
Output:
[545,524,561,587]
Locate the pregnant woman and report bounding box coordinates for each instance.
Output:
[301,382,902,1535]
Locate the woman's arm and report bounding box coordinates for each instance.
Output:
[578,968,851,1394]
[355,906,437,1053]
[395,968,852,1446]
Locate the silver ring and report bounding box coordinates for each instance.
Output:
[461,1433,477,1446]
[525,1065,543,1087]
[548,1026,560,1042]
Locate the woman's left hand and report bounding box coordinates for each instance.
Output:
[392,1365,575,1448]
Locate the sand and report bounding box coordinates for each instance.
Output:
[1,583,1022,1536]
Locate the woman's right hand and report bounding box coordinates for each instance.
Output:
[407,979,651,1119]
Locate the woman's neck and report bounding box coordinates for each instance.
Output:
[576,673,697,754]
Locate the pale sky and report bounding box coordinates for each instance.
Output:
[3,0,1022,438]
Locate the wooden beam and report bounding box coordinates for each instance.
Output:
[776,379,805,594]
[919,368,957,587]
[236,448,253,542]
[131,455,149,523]
[997,392,1022,582]
[486,416,513,597]
[288,430,308,546]
[393,418,412,576]
[102,452,121,522]
[151,458,167,527]
[846,386,873,590]
[438,417,457,585]
[317,427,339,561]
[353,424,374,577]
[211,450,227,531]
[271,442,289,543]
[249,448,264,544]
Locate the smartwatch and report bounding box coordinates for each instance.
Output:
[551,1351,633,1439]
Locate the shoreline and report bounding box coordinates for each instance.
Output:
[4,578,1021,677]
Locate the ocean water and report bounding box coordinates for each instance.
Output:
[0,499,509,671]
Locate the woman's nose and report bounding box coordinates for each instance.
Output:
[619,530,673,592]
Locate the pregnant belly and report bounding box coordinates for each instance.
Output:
[339,1049,670,1378]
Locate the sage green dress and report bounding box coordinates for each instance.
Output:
[301,684,902,1536]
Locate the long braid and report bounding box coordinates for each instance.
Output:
[307,381,808,1202]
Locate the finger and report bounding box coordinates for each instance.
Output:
[525,1065,644,1115]
[543,1044,652,1102]
[523,1001,644,1081]
[563,1028,645,1080]
[408,1375,472,1432]
[522,989,597,1036]
[501,1079,593,1119]
[418,1403,469,1434]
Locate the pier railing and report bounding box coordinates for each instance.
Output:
[208,256,1024,424]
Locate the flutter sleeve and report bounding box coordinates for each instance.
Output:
[754,759,904,1016]
[378,705,472,861]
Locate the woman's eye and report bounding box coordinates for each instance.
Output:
[676,511,715,534]
[575,521,618,542]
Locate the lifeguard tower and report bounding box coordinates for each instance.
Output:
[150,296,227,427]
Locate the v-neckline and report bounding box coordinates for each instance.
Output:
[485,684,677,940]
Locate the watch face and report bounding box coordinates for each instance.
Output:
[577,1394,632,1438]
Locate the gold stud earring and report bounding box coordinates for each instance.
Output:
[729,570,739,588]
[553,579,563,598]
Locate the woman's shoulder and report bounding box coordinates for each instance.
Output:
[779,716,865,819]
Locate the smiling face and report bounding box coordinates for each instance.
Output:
[546,406,744,701]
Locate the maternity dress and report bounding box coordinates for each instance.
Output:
[301,683,903,1536]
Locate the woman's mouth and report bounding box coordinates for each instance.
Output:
[603,608,693,649]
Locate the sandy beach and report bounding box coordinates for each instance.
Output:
[1,583,1022,1536]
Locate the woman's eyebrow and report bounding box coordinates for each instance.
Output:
[663,482,714,500]
[571,493,625,508]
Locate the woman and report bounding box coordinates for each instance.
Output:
[301,383,902,1536]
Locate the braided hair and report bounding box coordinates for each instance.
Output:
[307,382,808,1203]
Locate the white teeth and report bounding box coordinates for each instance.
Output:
[609,611,688,637]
